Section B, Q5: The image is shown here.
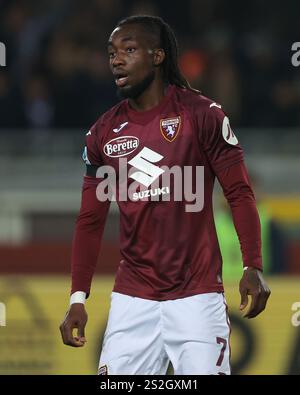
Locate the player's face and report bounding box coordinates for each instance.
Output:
[107,24,157,99]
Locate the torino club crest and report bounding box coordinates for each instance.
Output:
[160,116,181,142]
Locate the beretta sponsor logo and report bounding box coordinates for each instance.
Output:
[103,136,139,158]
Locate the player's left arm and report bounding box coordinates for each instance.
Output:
[217,161,271,319]
[200,104,271,318]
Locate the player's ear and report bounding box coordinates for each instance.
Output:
[152,48,165,67]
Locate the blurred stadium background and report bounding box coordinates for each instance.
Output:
[0,0,300,375]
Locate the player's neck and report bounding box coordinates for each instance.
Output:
[128,79,168,112]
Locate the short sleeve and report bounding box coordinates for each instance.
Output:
[200,106,244,174]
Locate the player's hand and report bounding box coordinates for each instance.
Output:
[239,267,271,319]
[59,304,88,347]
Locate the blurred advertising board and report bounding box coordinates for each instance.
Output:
[0,276,299,375]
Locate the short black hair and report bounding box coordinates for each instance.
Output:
[115,15,200,94]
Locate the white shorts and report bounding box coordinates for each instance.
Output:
[99,291,231,375]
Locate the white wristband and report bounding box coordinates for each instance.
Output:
[70,291,87,305]
[243,266,249,271]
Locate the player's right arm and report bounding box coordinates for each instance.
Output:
[60,125,111,347]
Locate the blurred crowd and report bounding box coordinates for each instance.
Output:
[0,0,300,129]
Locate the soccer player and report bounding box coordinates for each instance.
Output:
[60,15,270,375]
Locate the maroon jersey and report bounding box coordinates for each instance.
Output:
[71,85,262,300]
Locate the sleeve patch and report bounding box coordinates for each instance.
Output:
[222,116,238,146]
[82,146,91,165]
